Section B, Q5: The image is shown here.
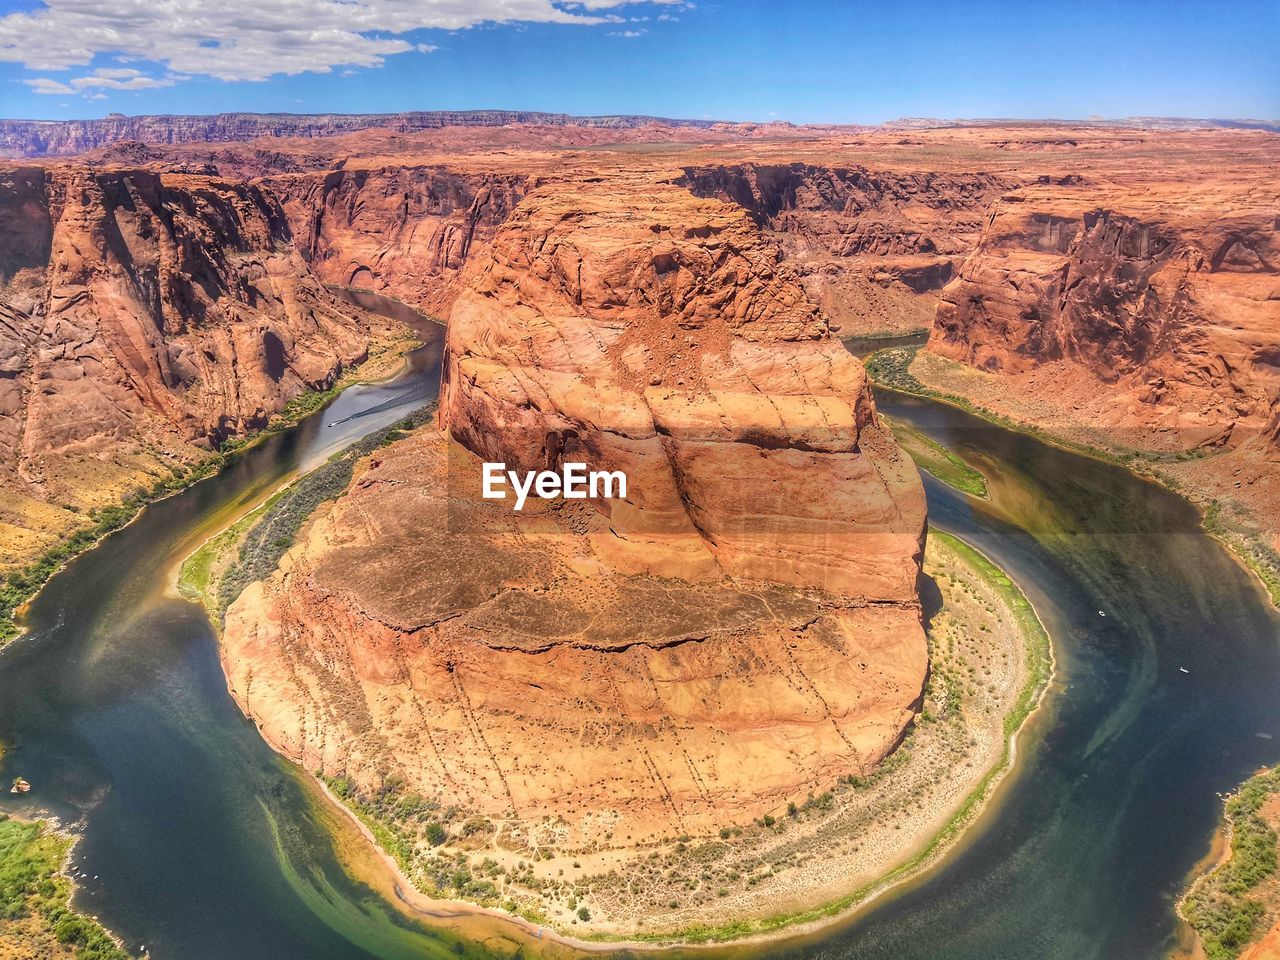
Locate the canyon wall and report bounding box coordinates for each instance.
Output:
[0,165,376,568]
[0,111,723,159]
[221,175,929,844]
[929,180,1280,450]
[678,162,1013,334]
[263,167,528,316]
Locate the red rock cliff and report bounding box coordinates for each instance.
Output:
[930,179,1280,449]
[221,174,929,848]
[440,176,926,597]
[0,165,375,567]
[263,167,527,316]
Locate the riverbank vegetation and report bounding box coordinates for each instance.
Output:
[0,457,224,647]
[1183,767,1280,960]
[181,404,437,621]
[865,348,1144,467]
[882,414,987,497]
[0,815,132,960]
[3,322,420,650]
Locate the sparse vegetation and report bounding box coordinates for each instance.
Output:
[883,414,987,497]
[0,815,132,960]
[866,347,1144,468]
[304,530,1052,946]
[868,346,1280,615]
[932,532,1051,737]
[1,458,223,647]
[1204,503,1280,610]
[1184,768,1280,960]
[188,403,437,619]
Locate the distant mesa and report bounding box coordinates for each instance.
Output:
[2,110,1276,159]
[0,110,731,158]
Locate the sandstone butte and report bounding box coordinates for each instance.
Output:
[2,119,1278,938]
[220,173,930,845]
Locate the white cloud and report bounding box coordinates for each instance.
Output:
[608,29,647,37]
[88,67,144,80]
[23,76,74,94]
[574,0,681,8]
[0,1,680,85]
[69,67,176,90]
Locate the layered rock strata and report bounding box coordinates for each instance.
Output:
[264,168,528,316]
[930,181,1280,451]
[0,165,375,568]
[222,177,929,844]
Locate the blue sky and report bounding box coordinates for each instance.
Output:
[0,0,1276,123]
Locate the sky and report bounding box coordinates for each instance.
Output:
[0,0,1276,123]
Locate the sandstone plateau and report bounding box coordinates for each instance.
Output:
[0,111,810,160]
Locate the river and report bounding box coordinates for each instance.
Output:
[1,319,1278,960]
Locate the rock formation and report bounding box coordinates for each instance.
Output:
[441,177,926,596]
[679,162,1011,335]
[930,181,1280,449]
[221,175,928,844]
[205,122,1277,851]
[7,115,1275,877]
[263,167,528,316]
[0,111,779,160]
[0,164,376,568]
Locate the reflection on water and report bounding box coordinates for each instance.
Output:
[1,324,1277,960]
[841,331,929,358]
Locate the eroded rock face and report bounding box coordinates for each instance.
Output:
[222,176,928,844]
[930,183,1280,449]
[678,162,1013,335]
[0,165,373,566]
[223,434,926,843]
[440,178,926,597]
[264,167,527,316]
[678,162,1008,262]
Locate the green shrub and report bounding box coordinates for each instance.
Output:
[1184,767,1280,959]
